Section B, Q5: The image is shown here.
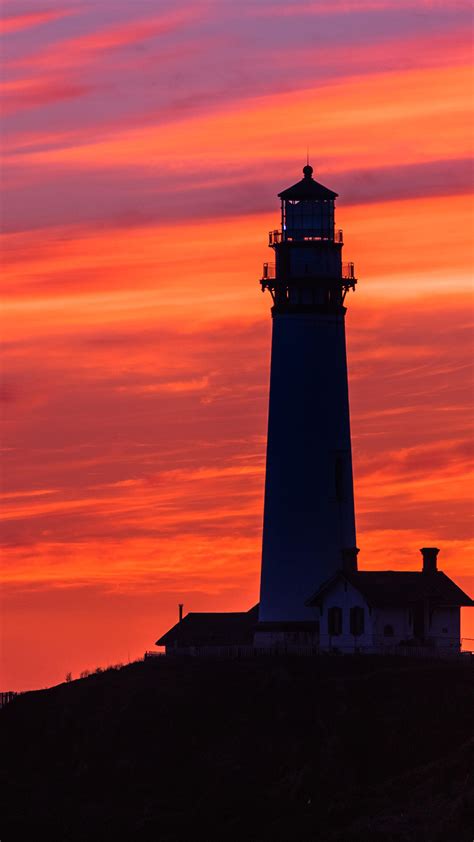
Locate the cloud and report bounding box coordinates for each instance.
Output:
[13,9,198,71]
[1,156,471,234]
[0,9,74,35]
[245,0,472,15]
[0,488,58,500]
[2,194,472,322]
[6,62,471,171]
[0,77,94,114]
[115,376,211,395]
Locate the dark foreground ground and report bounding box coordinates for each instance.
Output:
[1,655,473,842]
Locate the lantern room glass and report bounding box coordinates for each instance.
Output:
[282,198,335,241]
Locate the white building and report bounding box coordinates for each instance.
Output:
[307,548,472,654]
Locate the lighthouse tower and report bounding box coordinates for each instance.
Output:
[257,165,358,637]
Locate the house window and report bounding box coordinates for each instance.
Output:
[350,606,365,636]
[384,624,394,637]
[328,606,342,636]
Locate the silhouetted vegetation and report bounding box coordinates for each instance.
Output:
[1,656,473,841]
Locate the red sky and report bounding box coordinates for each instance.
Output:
[1,0,473,690]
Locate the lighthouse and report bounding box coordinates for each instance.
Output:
[155,164,473,657]
[257,164,358,639]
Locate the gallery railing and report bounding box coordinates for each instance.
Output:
[261,261,355,282]
[268,229,344,245]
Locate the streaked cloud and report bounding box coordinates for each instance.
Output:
[244,0,472,15]
[0,9,74,35]
[13,9,198,71]
[1,76,94,114]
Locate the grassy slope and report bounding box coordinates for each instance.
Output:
[1,656,473,842]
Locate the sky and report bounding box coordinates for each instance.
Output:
[1,0,473,690]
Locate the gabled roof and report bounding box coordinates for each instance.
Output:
[278,165,338,201]
[156,604,259,647]
[306,571,474,608]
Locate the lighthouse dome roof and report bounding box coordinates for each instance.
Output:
[278,166,338,201]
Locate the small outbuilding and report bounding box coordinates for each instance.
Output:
[156,605,258,656]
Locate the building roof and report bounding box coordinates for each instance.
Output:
[278,165,338,201]
[306,571,474,608]
[156,604,259,647]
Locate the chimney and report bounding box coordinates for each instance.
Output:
[420,547,439,574]
[178,603,184,622]
[342,547,359,573]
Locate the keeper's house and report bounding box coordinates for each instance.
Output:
[307,548,473,654]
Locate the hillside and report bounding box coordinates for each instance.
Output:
[1,655,473,841]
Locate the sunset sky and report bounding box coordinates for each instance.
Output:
[1,0,473,690]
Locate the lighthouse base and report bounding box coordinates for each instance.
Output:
[254,621,320,650]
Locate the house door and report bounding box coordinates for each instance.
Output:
[413,602,425,640]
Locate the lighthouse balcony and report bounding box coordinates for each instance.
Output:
[269,229,343,245]
[260,260,356,283]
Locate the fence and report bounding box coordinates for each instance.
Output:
[192,644,320,658]
[262,262,356,283]
[268,229,344,245]
[0,691,17,708]
[148,637,474,661]
[150,645,319,659]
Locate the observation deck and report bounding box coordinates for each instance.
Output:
[261,261,356,282]
[268,229,344,245]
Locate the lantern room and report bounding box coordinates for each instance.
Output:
[278,164,338,241]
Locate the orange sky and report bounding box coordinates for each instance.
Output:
[1,0,473,690]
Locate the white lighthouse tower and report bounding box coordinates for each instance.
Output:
[257,164,358,640]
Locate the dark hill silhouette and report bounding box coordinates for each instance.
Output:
[1,656,473,841]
